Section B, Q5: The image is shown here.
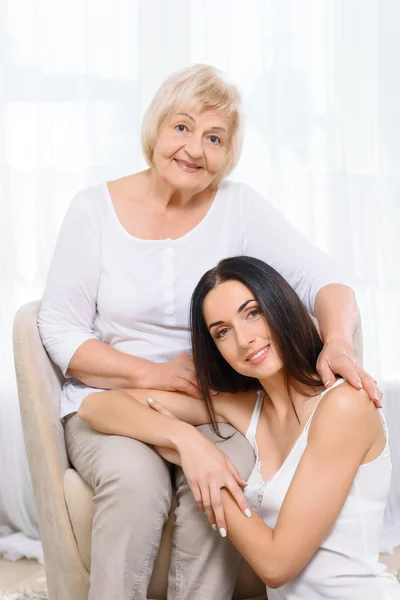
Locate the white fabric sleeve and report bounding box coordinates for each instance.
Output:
[38,191,101,376]
[239,183,354,315]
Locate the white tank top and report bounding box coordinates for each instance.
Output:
[244,379,400,599]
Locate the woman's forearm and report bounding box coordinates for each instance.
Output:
[67,339,153,389]
[78,389,196,450]
[221,490,293,589]
[314,284,359,345]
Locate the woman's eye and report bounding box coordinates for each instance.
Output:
[208,135,221,145]
[175,124,188,133]
[249,308,260,318]
[216,327,229,339]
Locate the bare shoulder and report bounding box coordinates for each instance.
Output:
[214,389,260,435]
[319,380,376,416]
[310,380,382,441]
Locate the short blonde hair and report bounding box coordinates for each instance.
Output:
[141,64,244,187]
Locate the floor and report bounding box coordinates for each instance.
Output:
[0,558,47,597]
[1,549,400,597]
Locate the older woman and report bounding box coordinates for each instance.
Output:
[38,64,381,600]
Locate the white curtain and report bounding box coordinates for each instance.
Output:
[1,0,399,560]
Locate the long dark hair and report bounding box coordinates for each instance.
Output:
[190,256,324,435]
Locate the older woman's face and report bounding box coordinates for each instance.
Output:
[152,109,232,192]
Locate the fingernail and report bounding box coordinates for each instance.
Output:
[211,390,218,396]
[219,528,227,537]
[374,392,380,401]
[212,524,217,532]
[147,398,154,403]
[357,381,363,389]
[245,508,252,518]
[324,380,331,387]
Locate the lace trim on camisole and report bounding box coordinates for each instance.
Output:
[245,380,347,510]
[245,389,269,509]
[252,457,270,509]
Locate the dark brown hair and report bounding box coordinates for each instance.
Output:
[190,256,324,435]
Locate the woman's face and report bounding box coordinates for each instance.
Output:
[152,108,231,192]
[203,280,284,380]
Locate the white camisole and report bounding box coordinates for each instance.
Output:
[244,379,400,599]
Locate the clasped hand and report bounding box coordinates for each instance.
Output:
[147,398,252,535]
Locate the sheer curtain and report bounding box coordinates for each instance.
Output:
[1,0,399,560]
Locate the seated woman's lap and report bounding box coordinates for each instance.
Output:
[170,424,263,599]
[64,414,262,598]
[63,416,255,507]
[64,413,174,598]
[64,412,173,509]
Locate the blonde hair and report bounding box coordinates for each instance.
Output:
[141,64,244,187]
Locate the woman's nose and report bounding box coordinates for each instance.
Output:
[185,136,203,159]
[236,329,255,348]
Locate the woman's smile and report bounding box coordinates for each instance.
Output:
[246,345,270,365]
[174,158,203,173]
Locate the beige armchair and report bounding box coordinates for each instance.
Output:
[13,300,267,600]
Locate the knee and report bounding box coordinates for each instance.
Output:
[114,467,171,510]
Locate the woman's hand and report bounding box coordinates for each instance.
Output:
[316,338,382,407]
[148,397,252,535]
[143,353,201,398]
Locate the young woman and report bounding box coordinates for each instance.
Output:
[81,256,399,599]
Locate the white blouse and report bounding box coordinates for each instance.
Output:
[38,180,351,419]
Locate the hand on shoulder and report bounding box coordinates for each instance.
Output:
[317,380,379,421]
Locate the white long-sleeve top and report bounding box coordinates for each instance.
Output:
[38,180,352,419]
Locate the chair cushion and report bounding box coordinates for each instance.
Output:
[64,469,94,571]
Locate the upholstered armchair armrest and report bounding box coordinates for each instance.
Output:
[13,300,89,598]
[13,300,69,494]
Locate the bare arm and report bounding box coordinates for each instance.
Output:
[78,388,252,525]
[68,343,200,396]
[78,387,214,430]
[78,388,197,448]
[67,339,152,389]
[240,186,380,405]
[314,284,381,404]
[314,283,358,347]
[38,191,200,396]
[215,386,382,588]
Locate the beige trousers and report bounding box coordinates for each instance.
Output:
[65,415,263,600]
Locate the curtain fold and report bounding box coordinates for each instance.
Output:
[1,0,399,559]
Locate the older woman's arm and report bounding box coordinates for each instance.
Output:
[314,284,381,404]
[38,191,200,397]
[240,183,381,405]
[38,191,101,377]
[38,194,158,390]
[66,339,153,388]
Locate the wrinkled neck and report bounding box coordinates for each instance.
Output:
[146,168,210,211]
